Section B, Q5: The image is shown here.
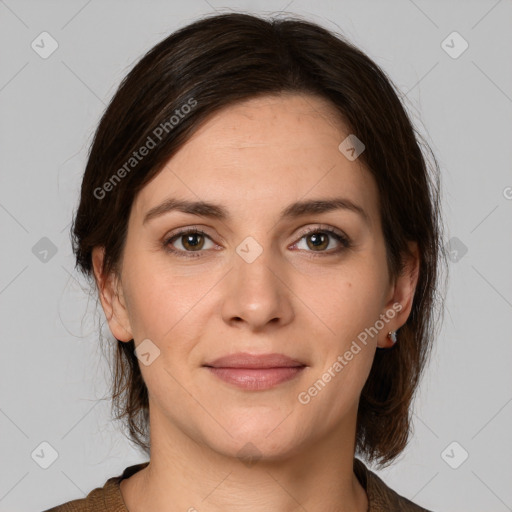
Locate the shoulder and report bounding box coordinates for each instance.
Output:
[41,462,149,512]
[354,458,434,512]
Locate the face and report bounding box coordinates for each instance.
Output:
[93,93,418,462]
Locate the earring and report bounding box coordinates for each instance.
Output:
[388,330,398,344]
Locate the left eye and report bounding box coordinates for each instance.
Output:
[292,228,351,254]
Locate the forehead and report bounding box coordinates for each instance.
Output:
[133,93,379,231]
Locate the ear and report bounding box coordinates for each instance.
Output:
[91,246,133,342]
[378,241,420,348]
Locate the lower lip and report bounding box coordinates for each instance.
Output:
[205,367,305,390]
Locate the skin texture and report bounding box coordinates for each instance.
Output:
[92,93,419,512]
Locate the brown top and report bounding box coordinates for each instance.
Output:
[42,458,433,511]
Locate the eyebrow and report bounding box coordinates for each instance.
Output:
[143,196,369,226]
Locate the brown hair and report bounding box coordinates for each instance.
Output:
[71,12,448,468]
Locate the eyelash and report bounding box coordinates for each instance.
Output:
[163,225,352,259]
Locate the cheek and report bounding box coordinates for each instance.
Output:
[297,264,386,342]
[122,258,193,341]
[122,254,221,351]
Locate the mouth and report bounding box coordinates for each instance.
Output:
[203,352,307,391]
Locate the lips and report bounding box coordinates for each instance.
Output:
[203,352,306,369]
[203,352,307,391]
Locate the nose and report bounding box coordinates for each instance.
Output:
[221,241,294,332]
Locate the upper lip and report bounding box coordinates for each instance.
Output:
[204,352,306,369]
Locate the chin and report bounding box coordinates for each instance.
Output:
[204,419,308,463]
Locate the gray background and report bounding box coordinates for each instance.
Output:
[1,1,511,511]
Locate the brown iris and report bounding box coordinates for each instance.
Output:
[306,232,329,251]
[180,232,205,251]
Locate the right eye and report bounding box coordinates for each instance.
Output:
[163,228,216,258]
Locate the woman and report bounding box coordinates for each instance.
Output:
[45,11,446,512]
